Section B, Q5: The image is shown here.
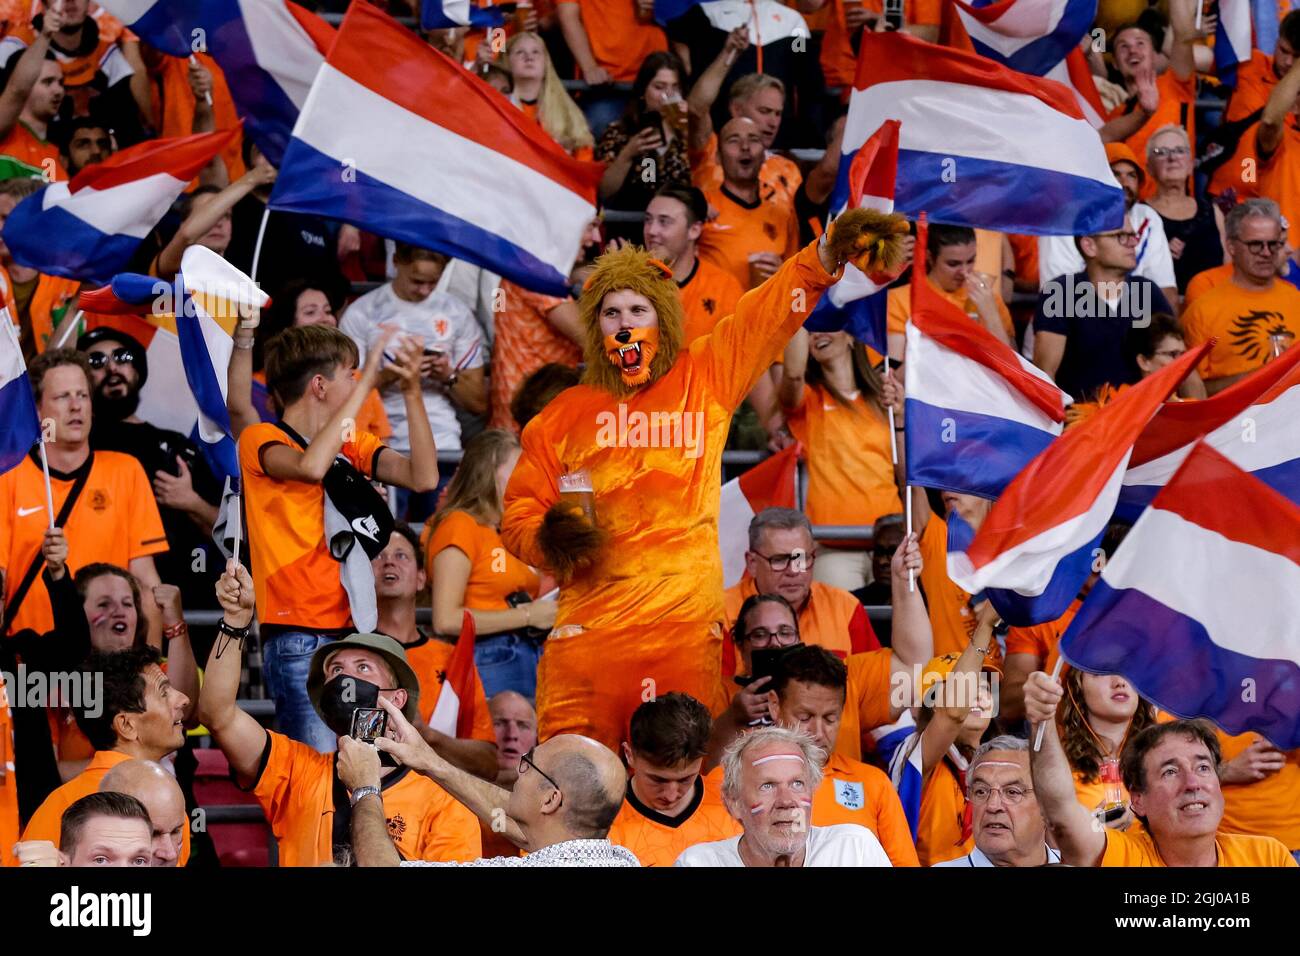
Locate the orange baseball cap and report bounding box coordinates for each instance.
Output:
[918,649,1002,702]
[1104,141,1146,185]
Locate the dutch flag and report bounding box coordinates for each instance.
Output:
[0,320,39,476]
[428,611,484,739]
[421,0,506,30]
[268,1,603,297]
[1215,0,1254,88]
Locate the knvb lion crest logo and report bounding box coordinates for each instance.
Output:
[88,489,109,512]
[387,814,407,839]
[434,318,450,338]
[1228,311,1295,363]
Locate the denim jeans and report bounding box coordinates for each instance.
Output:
[577,88,630,140]
[261,631,340,753]
[474,634,543,702]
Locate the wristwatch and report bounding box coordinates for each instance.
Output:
[349,785,380,807]
[443,371,460,389]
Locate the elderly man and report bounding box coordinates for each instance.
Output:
[1181,198,1300,394]
[933,736,1060,867]
[489,691,539,789]
[1025,671,1296,867]
[676,725,890,867]
[341,696,638,867]
[98,760,187,868]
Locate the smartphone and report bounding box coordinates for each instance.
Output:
[883,0,903,31]
[734,645,799,686]
[351,707,388,743]
[636,110,665,146]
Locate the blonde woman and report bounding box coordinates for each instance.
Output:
[505,32,594,161]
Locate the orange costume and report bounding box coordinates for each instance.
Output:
[501,243,839,748]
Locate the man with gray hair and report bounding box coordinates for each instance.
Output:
[675,726,891,867]
[1182,197,1300,394]
[933,736,1061,868]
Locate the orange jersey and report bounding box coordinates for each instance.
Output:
[151,52,246,186]
[917,757,972,867]
[698,185,800,290]
[1257,119,1300,253]
[1217,731,1300,850]
[0,120,66,182]
[608,773,742,866]
[0,451,166,636]
[252,730,482,866]
[841,647,895,761]
[554,0,666,81]
[812,751,919,866]
[1110,70,1197,200]
[820,0,941,88]
[722,578,879,675]
[1209,51,1276,199]
[1101,827,1296,867]
[424,509,540,610]
[1183,262,1234,307]
[238,422,385,631]
[1180,277,1300,383]
[1005,598,1081,676]
[785,383,901,534]
[249,371,389,440]
[21,749,192,864]
[488,281,582,432]
[691,133,803,208]
[678,256,744,344]
[403,632,495,739]
[918,516,979,658]
[887,277,1014,345]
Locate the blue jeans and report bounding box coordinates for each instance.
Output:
[474,634,543,702]
[261,631,340,753]
[391,471,454,523]
[578,88,629,140]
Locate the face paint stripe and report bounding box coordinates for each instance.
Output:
[751,754,805,766]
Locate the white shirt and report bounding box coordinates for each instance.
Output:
[674,824,893,867]
[401,838,640,867]
[1037,204,1177,291]
[339,282,483,452]
[932,844,1062,868]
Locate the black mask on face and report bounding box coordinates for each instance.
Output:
[317,673,383,738]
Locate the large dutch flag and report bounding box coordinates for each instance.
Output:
[904,225,1070,500]
[1062,441,1300,749]
[947,342,1210,626]
[1120,343,1300,518]
[804,119,899,356]
[1215,0,1254,88]
[951,0,1106,127]
[853,31,1124,236]
[94,0,335,165]
[268,1,603,297]
[0,319,40,477]
[421,0,506,30]
[1,127,239,284]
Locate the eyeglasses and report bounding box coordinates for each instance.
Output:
[968,783,1033,805]
[86,347,136,369]
[1150,145,1190,159]
[1237,239,1286,256]
[518,748,563,806]
[1094,230,1140,246]
[751,550,814,573]
[1151,348,1186,360]
[746,625,800,649]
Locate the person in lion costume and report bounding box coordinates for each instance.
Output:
[500,208,910,748]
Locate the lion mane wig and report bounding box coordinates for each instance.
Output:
[578,244,686,398]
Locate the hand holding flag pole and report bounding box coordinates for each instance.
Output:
[37,437,54,530]
[189,56,214,107]
[1033,656,1066,751]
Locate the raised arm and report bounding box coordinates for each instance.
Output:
[1258,56,1300,160]
[227,311,261,439]
[197,562,269,786]
[0,7,60,138]
[916,604,996,780]
[1166,0,1198,83]
[155,166,276,278]
[777,327,809,411]
[1024,669,1107,866]
[370,335,438,493]
[153,585,199,726]
[686,26,749,153]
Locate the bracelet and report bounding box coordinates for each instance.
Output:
[162,620,188,641]
[233,337,255,350]
[349,785,380,807]
[444,371,460,389]
[214,618,251,659]
[893,426,905,432]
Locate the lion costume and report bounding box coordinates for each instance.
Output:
[501,210,909,747]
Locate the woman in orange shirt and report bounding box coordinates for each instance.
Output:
[778,328,901,592]
[1058,667,1157,831]
[425,430,557,700]
[227,279,389,440]
[504,32,595,162]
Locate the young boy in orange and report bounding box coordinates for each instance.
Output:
[500,207,909,750]
[238,325,436,751]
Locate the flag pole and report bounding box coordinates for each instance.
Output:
[189,55,214,107]
[48,309,84,351]
[249,206,272,285]
[37,438,55,530]
[905,211,928,593]
[1033,655,1066,751]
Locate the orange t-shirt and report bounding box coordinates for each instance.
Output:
[488,281,581,432]
[607,772,742,866]
[1101,827,1297,867]
[237,422,385,631]
[1217,731,1300,851]
[917,758,972,866]
[820,0,941,88]
[1180,278,1300,383]
[1111,69,1197,199]
[841,647,895,761]
[1257,119,1300,244]
[698,185,800,290]
[0,120,66,181]
[251,730,481,867]
[785,383,901,533]
[812,751,919,866]
[1183,262,1234,307]
[424,509,540,611]
[555,0,666,82]
[0,451,167,636]
[886,277,1014,347]
[918,516,978,658]
[1209,51,1276,199]
[691,133,803,208]
[1005,598,1082,678]
[679,256,744,344]
[402,632,495,739]
[20,749,192,864]
[723,578,879,674]
[151,52,246,187]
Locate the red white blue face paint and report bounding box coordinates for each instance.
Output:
[751,753,804,767]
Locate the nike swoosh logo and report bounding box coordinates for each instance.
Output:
[17,506,43,517]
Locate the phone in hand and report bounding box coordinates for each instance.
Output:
[636,110,666,146]
[883,0,903,30]
[351,707,388,743]
[733,645,798,686]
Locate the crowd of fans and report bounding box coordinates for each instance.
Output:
[0,0,1297,870]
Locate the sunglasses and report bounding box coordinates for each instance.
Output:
[86,347,136,370]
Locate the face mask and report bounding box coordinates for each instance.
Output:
[317,673,383,738]
[604,326,659,388]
